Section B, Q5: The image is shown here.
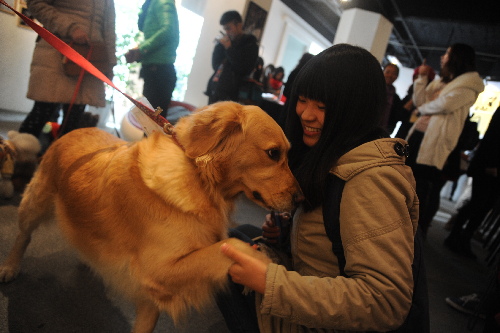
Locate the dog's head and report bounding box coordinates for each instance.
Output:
[175,101,303,212]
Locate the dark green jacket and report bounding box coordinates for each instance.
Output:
[139,0,179,65]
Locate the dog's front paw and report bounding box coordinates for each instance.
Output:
[226,238,272,265]
[0,264,20,283]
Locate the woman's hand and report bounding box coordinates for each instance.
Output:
[220,243,268,294]
[71,27,89,44]
[417,59,432,77]
[125,48,142,63]
[262,213,280,244]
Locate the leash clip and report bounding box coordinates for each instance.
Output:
[153,107,163,117]
[163,123,174,135]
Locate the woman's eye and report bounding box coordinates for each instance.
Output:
[267,149,281,161]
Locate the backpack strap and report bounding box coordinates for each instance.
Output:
[323,172,430,332]
[323,173,347,277]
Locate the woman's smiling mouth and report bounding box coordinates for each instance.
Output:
[303,125,321,134]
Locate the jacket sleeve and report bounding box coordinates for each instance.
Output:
[27,0,78,38]
[139,0,178,55]
[412,75,429,107]
[104,0,117,67]
[260,167,416,331]
[418,87,478,116]
[225,35,259,77]
[211,43,226,71]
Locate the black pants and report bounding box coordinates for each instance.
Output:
[407,130,445,235]
[216,225,260,333]
[446,173,500,248]
[19,101,86,138]
[141,63,176,118]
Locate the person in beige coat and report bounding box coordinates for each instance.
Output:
[217,44,425,332]
[19,0,116,138]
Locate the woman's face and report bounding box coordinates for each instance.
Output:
[441,47,451,68]
[296,96,326,147]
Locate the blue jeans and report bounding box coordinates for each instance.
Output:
[216,225,261,332]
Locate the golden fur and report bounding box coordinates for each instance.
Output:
[0,102,302,333]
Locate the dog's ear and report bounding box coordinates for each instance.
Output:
[176,102,244,159]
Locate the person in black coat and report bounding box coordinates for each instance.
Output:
[444,106,500,258]
[205,11,259,104]
[381,63,406,135]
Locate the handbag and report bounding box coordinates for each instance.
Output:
[62,42,109,77]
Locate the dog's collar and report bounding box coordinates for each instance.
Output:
[146,106,185,151]
[163,123,185,151]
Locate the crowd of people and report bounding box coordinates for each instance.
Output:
[7,1,500,332]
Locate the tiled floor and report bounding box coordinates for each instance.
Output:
[0,109,494,332]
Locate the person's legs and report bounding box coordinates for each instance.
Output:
[420,177,447,234]
[460,175,499,244]
[19,101,60,137]
[59,104,86,136]
[445,174,499,258]
[413,164,441,236]
[142,64,177,118]
[445,199,473,249]
[216,224,261,332]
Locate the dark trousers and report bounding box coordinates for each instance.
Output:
[19,101,86,138]
[407,130,445,235]
[446,173,500,248]
[216,225,260,333]
[141,63,177,118]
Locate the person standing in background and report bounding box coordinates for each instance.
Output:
[126,0,179,118]
[445,106,500,258]
[406,43,485,236]
[380,63,405,135]
[205,10,259,104]
[19,0,116,138]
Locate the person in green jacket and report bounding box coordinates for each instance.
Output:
[126,0,179,117]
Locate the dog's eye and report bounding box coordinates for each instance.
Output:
[267,149,280,161]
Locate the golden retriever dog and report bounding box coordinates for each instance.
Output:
[0,101,302,333]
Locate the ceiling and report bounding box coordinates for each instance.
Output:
[281,0,500,81]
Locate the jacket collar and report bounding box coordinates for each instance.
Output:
[330,138,408,181]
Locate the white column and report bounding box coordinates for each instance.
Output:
[333,8,393,63]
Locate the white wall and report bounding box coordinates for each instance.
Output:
[259,0,331,75]
[0,11,37,113]
[394,66,413,100]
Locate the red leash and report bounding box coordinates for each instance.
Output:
[58,44,94,138]
[0,0,180,142]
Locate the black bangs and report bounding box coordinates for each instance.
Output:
[292,61,330,103]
